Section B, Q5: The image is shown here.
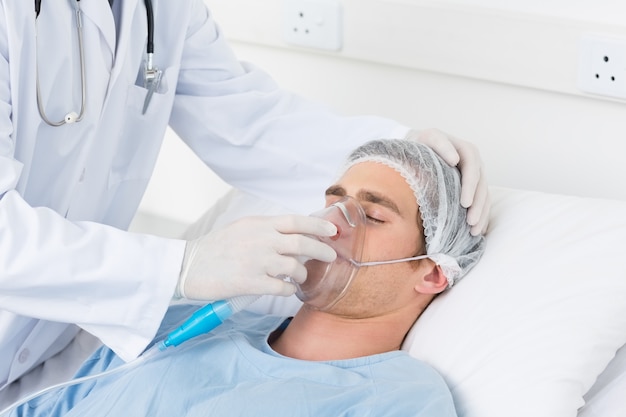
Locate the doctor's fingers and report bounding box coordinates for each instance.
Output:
[265,255,309,285]
[406,128,461,167]
[215,215,336,262]
[268,231,337,265]
[226,256,306,296]
[406,128,489,233]
[467,182,490,236]
[444,136,490,235]
[408,128,485,207]
[451,138,484,209]
[270,214,338,238]
[246,274,299,297]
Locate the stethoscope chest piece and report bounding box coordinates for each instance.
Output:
[65,111,79,124]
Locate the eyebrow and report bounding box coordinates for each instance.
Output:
[325,185,402,216]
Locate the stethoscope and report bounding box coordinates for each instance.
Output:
[34,0,157,126]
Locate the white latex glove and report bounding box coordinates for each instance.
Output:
[405,128,490,235]
[176,215,338,301]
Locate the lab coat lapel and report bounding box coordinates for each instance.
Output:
[111,0,146,83]
[78,0,116,58]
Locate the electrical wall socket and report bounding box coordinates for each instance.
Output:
[577,33,626,100]
[282,0,342,51]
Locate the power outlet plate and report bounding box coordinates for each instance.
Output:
[282,0,342,51]
[577,33,626,100]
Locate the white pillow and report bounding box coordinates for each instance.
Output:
[186,186,626,417]
[405,186,626,417]
[579,344,626,417]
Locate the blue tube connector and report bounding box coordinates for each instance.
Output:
[158,295,260,351]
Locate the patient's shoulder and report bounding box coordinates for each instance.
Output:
[348,353,457,416]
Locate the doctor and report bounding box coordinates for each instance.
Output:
[0,0,489,401]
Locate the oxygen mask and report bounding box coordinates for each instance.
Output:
[294,196,367,311]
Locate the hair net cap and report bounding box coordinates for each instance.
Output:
[340,139,486,287]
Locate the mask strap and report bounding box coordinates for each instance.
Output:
[351,254,434,267]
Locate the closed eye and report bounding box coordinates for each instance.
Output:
[366,215,384,224]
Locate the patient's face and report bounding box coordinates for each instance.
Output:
[323,161,427,316]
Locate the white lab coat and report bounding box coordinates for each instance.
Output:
[0,0,406,392]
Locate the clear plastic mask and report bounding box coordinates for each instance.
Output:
[295,196,439,311]
[294,196,367,311]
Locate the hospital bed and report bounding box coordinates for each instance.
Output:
[182,185,626,417]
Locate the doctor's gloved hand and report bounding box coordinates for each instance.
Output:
[405,128,490,236]
[175,215,338,301]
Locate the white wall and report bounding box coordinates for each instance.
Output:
[129,128,232,237]
[131,0,626,237]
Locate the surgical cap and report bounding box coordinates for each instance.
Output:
[340,139,486,287]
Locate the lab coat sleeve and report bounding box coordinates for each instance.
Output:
[169,0,410,215]
[0,193,186,362]
[0,191,186,362]
[0,8,184,362]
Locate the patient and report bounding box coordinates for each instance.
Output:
[10,140,485,417]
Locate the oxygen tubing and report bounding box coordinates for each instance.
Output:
[0,295,261,416]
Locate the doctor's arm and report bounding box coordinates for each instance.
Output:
[0,193,184,364]
[170,0,489,232]
[0,17,182,363]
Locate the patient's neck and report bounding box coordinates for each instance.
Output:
[269,304,418,361]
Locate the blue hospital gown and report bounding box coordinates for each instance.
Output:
[13,306,457,417]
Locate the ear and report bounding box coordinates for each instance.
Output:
[414,264,448,295]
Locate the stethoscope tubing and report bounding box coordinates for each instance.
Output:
[35,0,87,126]
[34,0,154,126]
